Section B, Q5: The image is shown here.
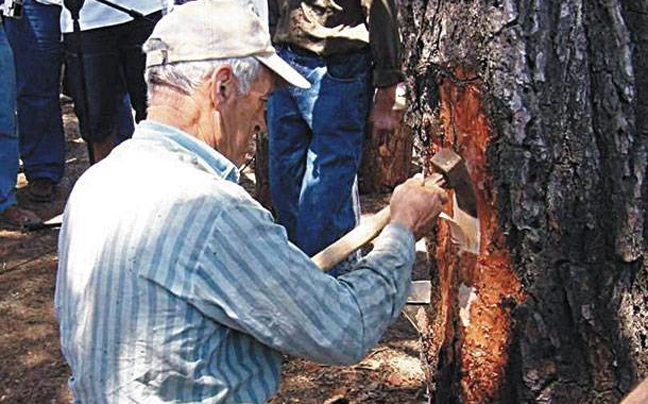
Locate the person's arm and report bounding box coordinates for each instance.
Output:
[183,191,416,365]
[365,0,405,144]
[366,0,403,88]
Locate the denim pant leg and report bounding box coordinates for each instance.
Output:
[268,48,372,264]
[0,25,18,212]
[268,87,312,242]
[4,0,65,183]
[297,54,372,257]
[268,48,326,247]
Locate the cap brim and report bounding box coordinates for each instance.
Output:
[256,53,311,89]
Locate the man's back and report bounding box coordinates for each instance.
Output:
[56,121,418,403]
[56,122,284,402]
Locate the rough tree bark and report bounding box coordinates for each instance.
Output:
[398,0,648,402]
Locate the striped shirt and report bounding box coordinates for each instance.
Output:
[55,120,415,403]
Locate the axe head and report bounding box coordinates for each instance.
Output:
[430,149,477,217]
[407,280,432,304]
[431,149,480,254]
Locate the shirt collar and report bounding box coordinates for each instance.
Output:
[135,120,240,183]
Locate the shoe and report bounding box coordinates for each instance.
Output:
[28,178,55,202]
[0,205,42,229]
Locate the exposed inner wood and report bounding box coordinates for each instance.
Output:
[429,67,525,403]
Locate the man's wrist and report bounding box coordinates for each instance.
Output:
[389,209,418,234]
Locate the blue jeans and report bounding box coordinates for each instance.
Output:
[0,23,18,212]
[267,46,373,274]
[4,0,65,183]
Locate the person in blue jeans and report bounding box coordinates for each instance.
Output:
[4,0,66,202]
[0,20,41,227]
[267,0,404,275]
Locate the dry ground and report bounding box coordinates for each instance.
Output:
[0,104,430,403]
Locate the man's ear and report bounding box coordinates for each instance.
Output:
[210,65,235,111]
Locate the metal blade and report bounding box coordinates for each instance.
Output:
[430,148,477,217]
[407,280,432,304]
[439,194,480,255]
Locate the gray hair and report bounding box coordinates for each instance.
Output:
[143,39,261,98]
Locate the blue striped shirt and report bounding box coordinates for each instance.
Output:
[55,120,415,403]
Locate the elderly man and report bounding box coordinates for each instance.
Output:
[55,1,446,402]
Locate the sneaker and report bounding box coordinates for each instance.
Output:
[28,178,55,203]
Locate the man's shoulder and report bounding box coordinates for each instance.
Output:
[68,138,235,205]
[66,136,266,227]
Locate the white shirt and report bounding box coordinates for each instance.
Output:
[60,0,170,33]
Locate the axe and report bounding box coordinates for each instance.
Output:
[312,148,480,273]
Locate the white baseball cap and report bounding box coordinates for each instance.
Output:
[145,0,310,89]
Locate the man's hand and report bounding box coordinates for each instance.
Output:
[390,178,448,239]
[368,85,398,145]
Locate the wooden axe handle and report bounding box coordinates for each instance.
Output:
[312,173,444,271]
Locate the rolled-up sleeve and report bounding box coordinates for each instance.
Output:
[187,192,415,365]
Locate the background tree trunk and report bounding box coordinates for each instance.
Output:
[398,0,648,402]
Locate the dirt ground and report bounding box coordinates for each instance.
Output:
[0,103,430,404]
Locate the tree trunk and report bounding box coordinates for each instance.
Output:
[398,0,648,402]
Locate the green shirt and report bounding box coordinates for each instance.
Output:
[269,0,405,87]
